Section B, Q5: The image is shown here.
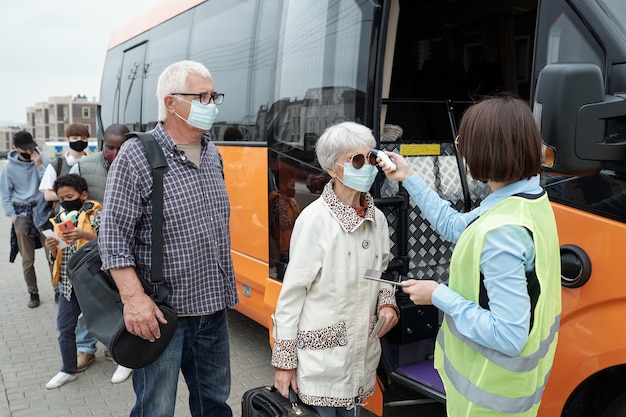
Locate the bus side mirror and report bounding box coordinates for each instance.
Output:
[534,63,626,175]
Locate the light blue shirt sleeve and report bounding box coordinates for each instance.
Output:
[402,173,478,242]
[403,173,542,356]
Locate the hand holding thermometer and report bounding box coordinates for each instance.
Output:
[371,149,396,171]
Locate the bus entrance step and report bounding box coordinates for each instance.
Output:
[397,360,444,392]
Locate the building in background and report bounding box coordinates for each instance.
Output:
[0,127,22,158]
[25,95,98,158]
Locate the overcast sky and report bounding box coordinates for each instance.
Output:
[0,0,163,127]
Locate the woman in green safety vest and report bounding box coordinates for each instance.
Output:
[378,95,561,417]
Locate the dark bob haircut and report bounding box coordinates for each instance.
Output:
[456,95,542,183]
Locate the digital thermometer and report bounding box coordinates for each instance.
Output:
[371,149,397,171]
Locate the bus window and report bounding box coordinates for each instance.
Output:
[118,43,147,132]
[267,0,378,278]
[100,50,123,129]
[250,0,281,142]
[545,173,626,223]
[269,160,303,280]
[546,13,603,69]
[601,0,626,37]
[188,0,256,141]
[270,0,374,147]
[140,12,193,130]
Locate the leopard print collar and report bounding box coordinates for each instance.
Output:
[321,179,376,232]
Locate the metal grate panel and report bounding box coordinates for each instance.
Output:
[379,143,491,283]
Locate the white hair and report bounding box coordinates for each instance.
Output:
[315,122,376,170]
[156,60,212,121]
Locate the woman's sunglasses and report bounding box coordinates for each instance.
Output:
[348,152,378,169]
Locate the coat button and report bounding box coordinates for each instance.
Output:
[362,240,370,249]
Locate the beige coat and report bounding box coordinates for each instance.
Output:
[272,182,395,408]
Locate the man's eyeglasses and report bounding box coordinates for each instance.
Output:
[347,152,378,169]
[173,92,224,105]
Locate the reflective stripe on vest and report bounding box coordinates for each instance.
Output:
[438,314,560,373]
[440,346,552,413]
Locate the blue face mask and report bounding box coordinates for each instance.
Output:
[175,98,219,130]
[338,162,378,192]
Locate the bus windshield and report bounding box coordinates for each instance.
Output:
[599,0,626,37]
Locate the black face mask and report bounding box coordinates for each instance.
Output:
[60,198,83,212]
[19,152,32,161]
[69,140,88,152]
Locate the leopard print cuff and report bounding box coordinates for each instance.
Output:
[271,338,298,370]
[378,288,398,315]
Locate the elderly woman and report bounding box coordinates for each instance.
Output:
[271,121,399,417]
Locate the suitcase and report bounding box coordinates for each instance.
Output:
[242,385,319,417]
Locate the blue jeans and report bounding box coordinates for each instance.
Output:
[312,405,361,417]
[76,313,99,354]
[130,309,232,417]
[57,290,81,374]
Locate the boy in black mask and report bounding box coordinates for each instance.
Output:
[39,123,91,205]
[44,174,102,389]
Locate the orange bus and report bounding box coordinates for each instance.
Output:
[99,1,626,416]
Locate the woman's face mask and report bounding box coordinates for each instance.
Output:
[174,97,219,131]
[338,162,378,192]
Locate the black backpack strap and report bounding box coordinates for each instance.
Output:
[127,132,169,289]
[55,157,64,176]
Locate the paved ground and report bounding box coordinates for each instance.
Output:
[0,161,446,417]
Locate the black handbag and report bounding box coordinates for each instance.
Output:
[242,386,319,417]
[68,132,177,369]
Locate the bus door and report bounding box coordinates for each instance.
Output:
[116,43,147,132]
[372,0,536,407]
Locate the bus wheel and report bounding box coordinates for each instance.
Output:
[602,392,626,417]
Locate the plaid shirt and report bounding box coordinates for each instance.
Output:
[99,123,238,314]
[58,204,101,300]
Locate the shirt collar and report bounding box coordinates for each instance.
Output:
[477,175,543,216]
[321,179,376,232]
[153,122,210,156]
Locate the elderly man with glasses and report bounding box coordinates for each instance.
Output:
[99,60,237,417]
